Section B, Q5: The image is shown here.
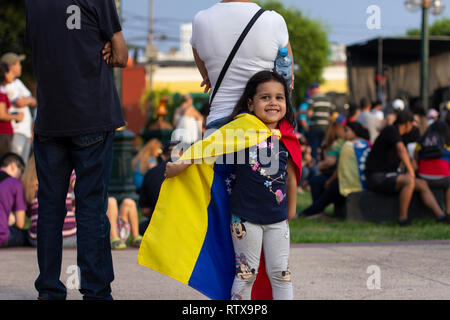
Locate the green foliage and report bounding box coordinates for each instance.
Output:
[257,0,330,106]
[140,88,173,124]
[0,0,34,83]
[292,190,450,243]
[407,17,450,36]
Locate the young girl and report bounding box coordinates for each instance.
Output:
[22,155,77,248]
[166,71,299,300]
[132,138,162,190]
[0,63,23,157]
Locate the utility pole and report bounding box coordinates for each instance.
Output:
[146,0,157,91]
[420,0,430,111]
[405,0,445,112]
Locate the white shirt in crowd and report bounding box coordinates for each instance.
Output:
[4,79,33,138]
[191,2,289,124]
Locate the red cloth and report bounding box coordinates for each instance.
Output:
[0,92,13,135]
[251,120,302,300]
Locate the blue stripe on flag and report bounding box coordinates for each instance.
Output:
[188,163,235,300]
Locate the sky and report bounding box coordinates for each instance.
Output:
[121,0,448,52]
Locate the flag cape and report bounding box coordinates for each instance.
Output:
[337,138,371,197]
[138,113,301,300]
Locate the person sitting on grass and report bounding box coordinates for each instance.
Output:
[0,152,27,247]
[365,110,449,226]
[106,197,142,250]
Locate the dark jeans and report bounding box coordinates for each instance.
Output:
[307,128,325,161]
[301,179,345,217]
[6,226,29,247]
[33,131,115,300]
[309,173,330,203]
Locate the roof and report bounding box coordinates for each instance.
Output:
[346,36,450,66]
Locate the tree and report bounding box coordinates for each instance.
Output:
[257,0,330,105]
[407,17,450,36]
[0,0,34,83]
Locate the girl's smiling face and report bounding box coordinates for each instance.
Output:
[248,80,287,130]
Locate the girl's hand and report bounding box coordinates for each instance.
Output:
[15,112,24,122]
[165,162,192,178]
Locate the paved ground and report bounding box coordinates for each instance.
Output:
[1,241,450,300]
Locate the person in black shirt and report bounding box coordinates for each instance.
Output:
[138,141,180,235]
[366,110,448,225]
[26,0,128,300]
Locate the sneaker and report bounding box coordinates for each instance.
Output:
[305,212,326,220]
[397,218,411,226]
[111,237,126,250]
[436,215,449,224]
[131,235,143,248]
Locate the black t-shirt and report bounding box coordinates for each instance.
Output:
[26,0,125,136]
[229,137,290,225]
[139,160,168,214]
[366,125,403,174]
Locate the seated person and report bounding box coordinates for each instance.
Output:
[365,110,448,226]
[22,155,77,248]
[131,138,162,191]
[299,122,370,219]
[106,197,142,250]
[306,120,345,211]
[139,141,179,235]
[0,153,27,247]
[414,120,450,217]
[337,122,371,198]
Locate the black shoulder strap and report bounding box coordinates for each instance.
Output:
[209,8,265,104]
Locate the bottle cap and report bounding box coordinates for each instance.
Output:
[279,48,288,57]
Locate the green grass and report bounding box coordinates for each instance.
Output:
[291,190,450,243]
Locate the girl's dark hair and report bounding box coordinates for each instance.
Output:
[0,63,9,84]
[227,70,296,128]
[346,121,370,141]
[420,120,450,146]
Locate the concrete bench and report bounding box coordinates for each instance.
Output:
[344,189,446,223]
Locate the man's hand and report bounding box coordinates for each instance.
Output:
[201,76,211,94]
[103,32,128,68]
[102,41,112,62]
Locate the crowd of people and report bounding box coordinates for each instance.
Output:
[0,51,145,250]
[295,81,450,225]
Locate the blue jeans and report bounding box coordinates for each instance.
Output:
[301,179,344,217]
[33,131,115,300]
[204,116,229,137]
[307,128,325,161]
[5,226,29,247]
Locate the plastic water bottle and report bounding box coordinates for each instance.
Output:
[275,48,292,87]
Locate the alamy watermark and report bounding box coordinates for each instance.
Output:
[66,264,81,290]
[366,5,381,30]
[66,5,81,30]
[366,265,381,290]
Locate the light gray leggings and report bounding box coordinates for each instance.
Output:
[230,217,293,300]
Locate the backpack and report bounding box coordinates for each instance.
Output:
[419,131,446,159]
